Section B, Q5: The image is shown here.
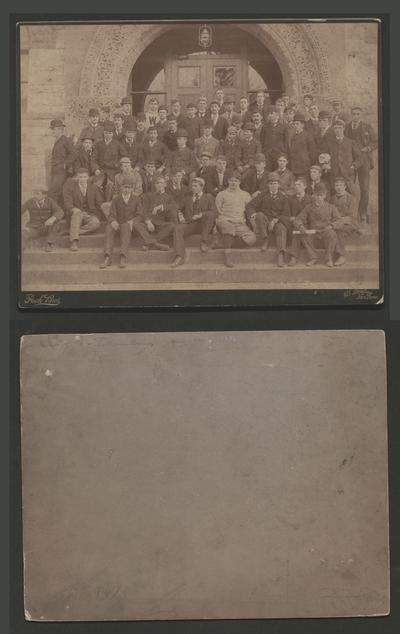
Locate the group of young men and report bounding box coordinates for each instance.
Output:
[21,89,377,269]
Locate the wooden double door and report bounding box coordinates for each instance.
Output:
[165,54,248,109]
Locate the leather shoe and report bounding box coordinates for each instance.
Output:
[288,256,297,267]
[334,256,346,267]
[326,257,334,267]
[306,258,317,267]
[200,241,209,253]
[277,252,285,267]
[70,240,79,252]
[154,242,170,251]
[170,256,184,268]
[119,255,127,269]
[45,243,54,252]
[260,239,268,252]
[224,252,234,268]
[99,255,111,269]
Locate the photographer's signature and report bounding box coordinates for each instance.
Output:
[23,293,61,306]
[343,289,380,302]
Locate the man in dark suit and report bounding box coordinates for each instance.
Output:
[100,176,142,269]
[241,153,270,196]
[322,119,363,195]
[260,106,288,171]
[170,177,217,267]
[131,175,177,250]
[182,103,202,149]
[197,96,208,123]
[218,126,241,170]
[209,101,229,141]
[345,106,378,223]
[120,96,136,129]
[204,155,232,196]
[74,133,100,176]
[96,122,125,182]
[195,152,214,184]
[245,172,290,265]
[237,124,262,178]
[166,170,191,214]
[63,168,102,251]
[119,123,140,169]
[288,113,317,178]
[21,187,64,252]
[163,115,179,152]
[78,108,104,145]
[139,126,169,171]
[139,160,158,195]
[314,110,335,154]
[49,119,77,204]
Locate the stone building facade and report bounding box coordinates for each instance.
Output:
[19,21,379,199]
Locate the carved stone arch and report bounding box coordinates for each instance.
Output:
[77,23,333,104]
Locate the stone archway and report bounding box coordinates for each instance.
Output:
[74,22,333,109]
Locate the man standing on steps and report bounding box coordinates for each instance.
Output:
[345,106,377,225]
[131,175,176,251]
[49,119,77,205]
[245,172,290,267]
[215,172,256,268]
[170,177,216,268]
[63,168,102,252]
[322,119,363,197]
[100,177,141,270]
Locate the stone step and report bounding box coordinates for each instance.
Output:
[28,230,379,250]
[22,261,379,287]
[22,245,379,266]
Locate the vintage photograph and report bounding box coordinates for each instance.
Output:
[19,20,381,298]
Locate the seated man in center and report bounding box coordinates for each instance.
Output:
[245,172,290,266]
[215,172,256,268]
[131,174,177,251]
[63,167,102,252]
[241,152,269,197]
[170,177,217,268]
[166,169,191,215]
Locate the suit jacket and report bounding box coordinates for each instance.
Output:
[217,139,241,169]
[237,139,262,169]
[182,192,217,223]
[156,120,169,140]
[314,127,335,154]
[63,181,103,215]
[165,182,191,211]
[139,139,169,168]
[288,130,317,175]
[78,124,104,145]
[210,115,228,141]
[140,191,178,225]
[245,190,290,223]
[166,147,198,175]
[322,136,363,180]
[108,193,142,224]
[114,170,143,197]
[288,193,313,218]
[204,166,233,196]
[182,116,203,148]
[74,148,99,175]
[119,138,141,168]
[139,169,157,195]
[344,121,377,169]
[194,136,220,162]
[260,122,288,166]
[240,168,270,195]
[295,200,342,231]
[22,196,64,225]
[163,130,178,152]
[330,191,357,219]
[276,169,296,196]
[96,139,125,175]
[51,135,77,174]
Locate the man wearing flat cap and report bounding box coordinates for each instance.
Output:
[100,176,142,270]
[96,121,126,182]
[165,129,198,182]
[21,187,64,252]
[345,106,377,224]
[194,120,220,163]
[78,108,104,145]
[288,112,317,179]
[49,119,77,204]
[245,171,291,265]
[291,180,346,267]
[170,177,217,268]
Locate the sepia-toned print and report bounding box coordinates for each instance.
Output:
[19,20,381,299]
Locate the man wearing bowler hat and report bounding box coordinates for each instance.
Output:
[49,119,77,204]
[96,121,126,182]
[73,133,100,176]
[288,112,317,179]
[78,108,104,145]
[345,105,377,224]
[245,171,290,265]
[170,177,217,268]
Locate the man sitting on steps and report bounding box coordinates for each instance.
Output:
[131,175,177,251]
[63,168,102,252]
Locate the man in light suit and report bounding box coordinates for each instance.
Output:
[63,168,102,251]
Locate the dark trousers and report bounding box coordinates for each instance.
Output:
[49,168,67,205]
[22,220,61,250]
[104,222,132,258]
[290,228,343,260]
[253,213,289,252]
[355,163,371,220]
[131,218,175,245]
[173,212,215,257]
